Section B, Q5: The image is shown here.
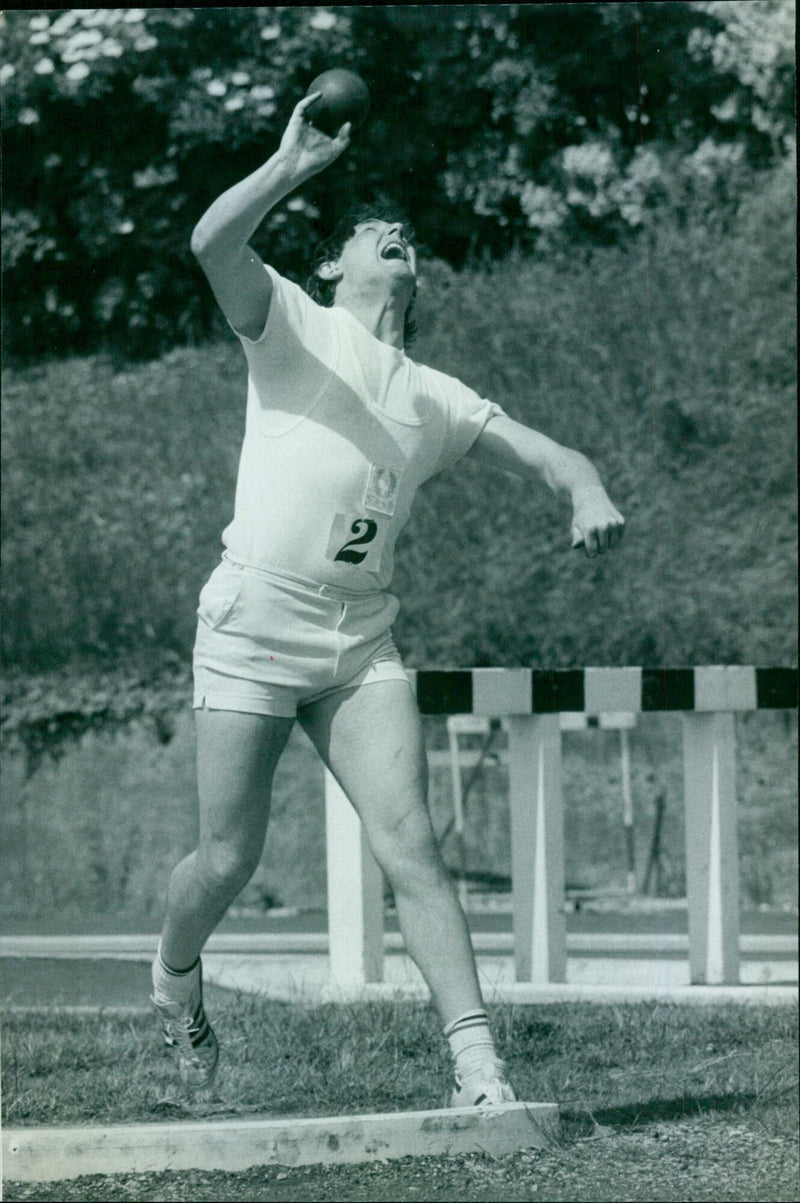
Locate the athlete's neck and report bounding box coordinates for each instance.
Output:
[333,283,408,351]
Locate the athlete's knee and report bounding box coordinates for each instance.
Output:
[370,806,445,889]
[196,838,260,896]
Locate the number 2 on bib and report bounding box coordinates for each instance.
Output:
[334,518,378,565]
[326,513,386,570]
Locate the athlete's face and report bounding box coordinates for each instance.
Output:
[336,220,417,287]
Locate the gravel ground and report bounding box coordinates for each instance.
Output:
[5,1116,798,1202]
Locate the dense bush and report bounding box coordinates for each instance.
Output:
[2,151,795,683]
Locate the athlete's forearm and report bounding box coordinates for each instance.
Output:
[469,414,625,554]
[539,444,606,504]
[190,152,304,261]
[508,437,619,529]
[191,94,350,265]
[471,415,602,500]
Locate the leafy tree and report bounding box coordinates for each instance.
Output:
[1,8,361,358]
[1,4,794,360]
[393,2,794,249]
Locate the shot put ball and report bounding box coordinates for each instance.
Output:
[304,69,370,137]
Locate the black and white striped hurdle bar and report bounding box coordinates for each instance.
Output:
[403,667,798,716]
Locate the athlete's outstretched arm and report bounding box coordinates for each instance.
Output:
[468,414,625,557]
[190,96,350,340]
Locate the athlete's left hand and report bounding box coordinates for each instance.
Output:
[570,488,626,557]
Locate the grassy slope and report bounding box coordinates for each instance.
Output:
[1,156,796,676]
[399,159,797,668]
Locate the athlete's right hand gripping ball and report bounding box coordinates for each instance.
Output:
[304,69,370,137]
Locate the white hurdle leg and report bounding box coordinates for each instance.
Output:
[324,769,384,985]
[508,715,567,983]
[620,727,636,894]
[681,712,741,985]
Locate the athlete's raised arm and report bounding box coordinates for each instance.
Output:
[190,95,351,340]
[468,413,625,557]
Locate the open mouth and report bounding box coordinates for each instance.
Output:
[380,241,408,261]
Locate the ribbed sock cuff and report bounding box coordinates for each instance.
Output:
[159,953,200,976]
[445,1009,498,1082]
[152,943,201,1005]
[443,1009,488,1039]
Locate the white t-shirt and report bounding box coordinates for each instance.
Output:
[221,265,504,591]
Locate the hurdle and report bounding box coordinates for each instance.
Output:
[325,666,798,989]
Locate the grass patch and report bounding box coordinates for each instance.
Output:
[3,999,797,1201]
[3,998,797,1133]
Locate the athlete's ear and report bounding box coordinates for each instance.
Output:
[317,260,343,283]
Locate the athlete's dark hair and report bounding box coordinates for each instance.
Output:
[306,202,418,347]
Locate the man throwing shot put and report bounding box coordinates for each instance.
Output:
[151,92,625,1106]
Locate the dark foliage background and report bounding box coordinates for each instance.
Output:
[1,4,796,721]
[2,4,794,360]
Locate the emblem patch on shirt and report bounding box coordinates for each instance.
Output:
[363,464,401,516]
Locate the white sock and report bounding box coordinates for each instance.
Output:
[151,942,201,1006]
[444,1009,501,1083]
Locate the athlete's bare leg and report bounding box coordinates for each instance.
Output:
[298,678,484,1025]
[159,707,294,970]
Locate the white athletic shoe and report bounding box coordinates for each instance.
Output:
[151,965,219,1088]
[450,1057,517,1107]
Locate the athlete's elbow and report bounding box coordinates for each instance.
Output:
[190,216,230,261]
[190,223,214,260]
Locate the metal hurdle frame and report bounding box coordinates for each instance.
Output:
[324,666,798,988]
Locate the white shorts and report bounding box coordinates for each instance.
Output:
[192,555,410,718]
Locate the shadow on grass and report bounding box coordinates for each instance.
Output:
[562,1090,759,1137]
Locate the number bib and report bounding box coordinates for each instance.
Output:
[326,513,388,571]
